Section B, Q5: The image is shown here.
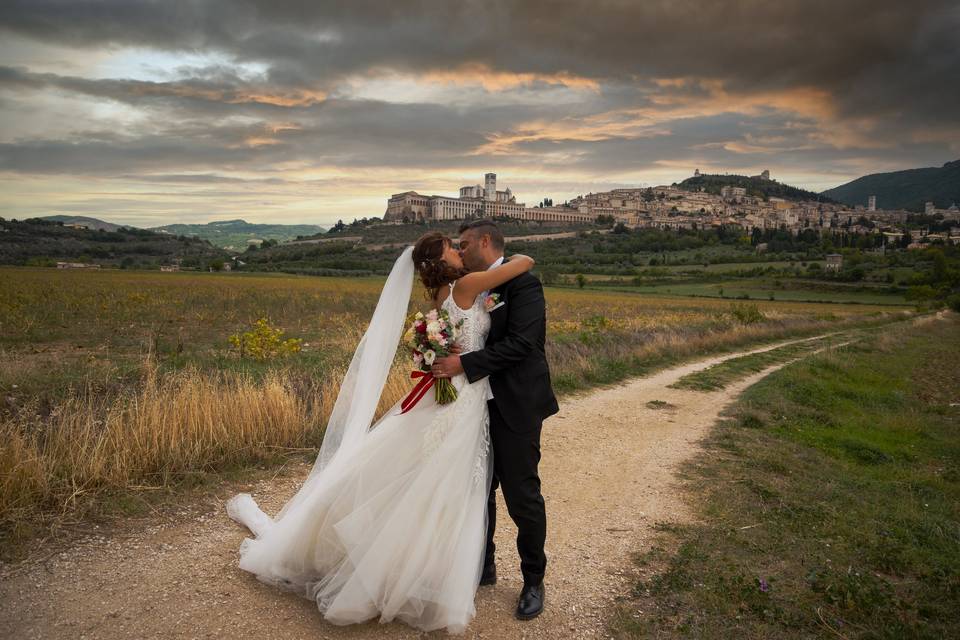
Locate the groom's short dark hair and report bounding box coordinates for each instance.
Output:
[458,219,504,251]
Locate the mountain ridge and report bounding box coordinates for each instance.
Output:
[151,219,327,249]
[821,159,960,211]
[1,218,228,268]
[38,215,130,232]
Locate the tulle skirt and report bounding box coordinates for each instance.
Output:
[227,374,492,634]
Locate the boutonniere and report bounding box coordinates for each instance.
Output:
[483,292,504,312]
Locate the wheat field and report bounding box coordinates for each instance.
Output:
[0,267,910,542]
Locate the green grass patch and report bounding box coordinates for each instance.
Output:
[670,332,857,391]
[613,314,960,639]
[628,280,911,305]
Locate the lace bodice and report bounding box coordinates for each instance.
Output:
[441,282,491,355]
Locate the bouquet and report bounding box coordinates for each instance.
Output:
[399,308,464,413]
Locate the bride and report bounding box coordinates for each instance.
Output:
[226,231,535,634]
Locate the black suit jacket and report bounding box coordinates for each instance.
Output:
[460,271,559,432]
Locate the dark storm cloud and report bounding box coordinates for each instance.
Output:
[2,0,958,125]
[0,136,255,174]
[519,113,949,178]
[116,173,290,185]
[0,94,546,174]
[0,65,328,118]
[0,0,958,203]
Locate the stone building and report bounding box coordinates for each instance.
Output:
[385,173,526,222]
[825,254,843,272]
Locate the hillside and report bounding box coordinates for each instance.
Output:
[39,215,129,232]
[238,221,846,278]
[0,218,228,268]
[822,159,960,211]
[677,173,834,203]
[242,219,602,275]
[151,219,326,249]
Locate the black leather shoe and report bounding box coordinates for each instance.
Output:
[479,563,497,586]
[515,582,544,620]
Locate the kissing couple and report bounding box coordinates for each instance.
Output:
[228,219,559,634]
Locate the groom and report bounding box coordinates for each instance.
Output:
[432,219,559,620]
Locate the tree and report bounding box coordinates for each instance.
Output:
[947,293,960,312]
[538,266,559,285]
[575,273,586,289]
[931,249,948,284]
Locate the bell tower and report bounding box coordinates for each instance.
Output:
[484,173,496,202]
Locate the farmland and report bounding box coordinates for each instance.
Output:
[0,266,912,548]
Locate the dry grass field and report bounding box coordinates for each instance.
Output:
[0,266,911,546]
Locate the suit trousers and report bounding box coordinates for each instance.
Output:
[483,399,547,586]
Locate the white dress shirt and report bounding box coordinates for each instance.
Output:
[485,255,505,288]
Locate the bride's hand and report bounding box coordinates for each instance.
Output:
[449,344,462,355]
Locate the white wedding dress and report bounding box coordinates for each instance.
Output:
[227,263,493,634]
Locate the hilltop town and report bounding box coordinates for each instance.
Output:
[385,171,960,247]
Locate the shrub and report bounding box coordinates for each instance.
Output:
[906,285,937,301]
[947,293,960,312]
[228,318,303,361]
[730,303,765,324]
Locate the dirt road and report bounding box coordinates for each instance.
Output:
[0,336,833,639]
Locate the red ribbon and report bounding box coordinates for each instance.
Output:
[399,370,435,414]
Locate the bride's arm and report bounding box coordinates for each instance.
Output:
[453,255,534,302]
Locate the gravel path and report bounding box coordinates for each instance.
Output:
[0,337,830,639]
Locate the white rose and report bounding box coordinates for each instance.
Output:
[423,350,436,366]
[426,320,441,334]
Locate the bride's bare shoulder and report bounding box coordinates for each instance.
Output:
[449,277,476,310]
[434,283,453,309]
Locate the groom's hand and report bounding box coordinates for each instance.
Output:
[432,354,463,378]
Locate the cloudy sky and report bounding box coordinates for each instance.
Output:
[1,1,958,226]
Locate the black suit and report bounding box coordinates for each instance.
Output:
[460,270,558,586]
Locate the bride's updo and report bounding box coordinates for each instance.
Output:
[412,231,466,299]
